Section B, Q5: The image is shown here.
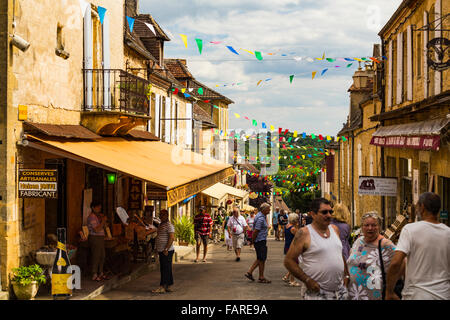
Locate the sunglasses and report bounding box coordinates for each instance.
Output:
[318,210,333,215]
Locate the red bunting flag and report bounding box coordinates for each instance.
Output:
[278,128,282,134]
[319,134,324,140]
[296,155,300,159]
[284,129,289,135]
[173,88,179,95]
[204,100,210,103]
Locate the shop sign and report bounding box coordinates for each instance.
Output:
[370,135,440,151]
[440,210,448,220]
[427,37,450,71]
[18,169,58,198]
[358,176,397,197]
[128,178,143,216]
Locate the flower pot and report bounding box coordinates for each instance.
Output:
[12,281,39,300]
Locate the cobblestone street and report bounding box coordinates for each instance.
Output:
[94,238,304,300]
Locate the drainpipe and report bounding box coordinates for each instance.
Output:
[380,37,386,229]
[351,131,355,228]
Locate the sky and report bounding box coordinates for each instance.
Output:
[140,0,403,136]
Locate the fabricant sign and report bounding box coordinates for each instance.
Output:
[358,176,397,197]
[18,169,58,198]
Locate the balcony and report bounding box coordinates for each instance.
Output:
[81,69,151,135]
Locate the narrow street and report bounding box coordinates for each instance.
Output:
[94,238,304,300]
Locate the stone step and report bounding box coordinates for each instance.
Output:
[0,291,9,300]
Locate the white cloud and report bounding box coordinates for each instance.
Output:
[140,0,403,135]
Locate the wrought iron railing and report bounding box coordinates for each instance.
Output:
[83,69,151,116]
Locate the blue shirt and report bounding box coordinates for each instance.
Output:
[272,211,279,225]
[253,212,268,243]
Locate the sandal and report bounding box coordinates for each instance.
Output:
[245,273,255,281]
[151,287,166,294]
[289,281,301,287]
[258,278,272,284]
[282,275,289,282]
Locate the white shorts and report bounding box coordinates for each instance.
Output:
[232,233,245,249]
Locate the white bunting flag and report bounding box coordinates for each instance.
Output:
[145,22,156,35]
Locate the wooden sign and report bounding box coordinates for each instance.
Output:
[128,178,143,216]
[18,169,58,198]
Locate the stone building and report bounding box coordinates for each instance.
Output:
[371,0,449,226]
[0,0,234,294]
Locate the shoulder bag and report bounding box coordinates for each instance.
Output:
[378,239,404,300]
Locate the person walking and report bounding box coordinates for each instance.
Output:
[245,203,271,283]
[331,202,352,261]
[87,201,109,281]
[152,209,175,293]
[227,206,248,261]
[246,209,257,248]
[278,209,289,241]
[194,206,213,263]
[284,198,350,300]
[386,192,450,300]
[282,213,301,287]
[347,212,396,300]
[272,207,280,240]
[223,212,233,251]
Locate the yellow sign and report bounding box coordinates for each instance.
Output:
[18,105,28,121]
[56,257,67,267]
[51,274,72,295]
[57,242,66,251]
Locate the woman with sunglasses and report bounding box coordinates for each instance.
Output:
[346,212,396,300]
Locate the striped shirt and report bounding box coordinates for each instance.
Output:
[155,221,175,252]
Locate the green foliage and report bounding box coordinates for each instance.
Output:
[11,264,46,286]
[174,215,196,245]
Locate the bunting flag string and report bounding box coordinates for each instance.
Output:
[126,16,135,33]
[97,6,107,25]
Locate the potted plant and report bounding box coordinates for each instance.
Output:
[10,264,46,300]
[174,215,195,246]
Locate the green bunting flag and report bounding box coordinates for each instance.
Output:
[195,39,203,54]
[255,51,263,60]
[290,75,294,83]
[198,87,204,95]
[252,120,257,126]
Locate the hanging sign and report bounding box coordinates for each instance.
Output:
[18,169,58,198]
[427,37,450,71]
[358,176,397,197]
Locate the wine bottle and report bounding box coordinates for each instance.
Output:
[51,227,72,299]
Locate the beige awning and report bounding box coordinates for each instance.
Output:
[242,204,256,212]
[26,135,234,206]
[372,118,449,137]
[201,183,248,201]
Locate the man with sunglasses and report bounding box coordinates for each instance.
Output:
[284,198,350,300]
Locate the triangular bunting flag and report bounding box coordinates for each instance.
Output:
[126,16,135,33]
[179,34,188,48]
[255,51,263,60]
[144,22,156,35]
[226,46,239,55]
[312,71,317,79]
[97,6,107,25]
[290,75,294,83]
[195,39,203,54]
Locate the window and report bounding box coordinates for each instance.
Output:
[416,33,422,78]
[400,158,412,209]
[386,156,397,225]
[160,97,166,140]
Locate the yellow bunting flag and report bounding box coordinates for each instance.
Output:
[179,34,188,48]
[354,58,363,62]
[312,71,317,79]
[270,125,275,132]
[241,48,255,55]
[181,88,186,93]
[294,131,298,137]
[302,155,305,159]
[257,80,262,86]
[234,113,240,118]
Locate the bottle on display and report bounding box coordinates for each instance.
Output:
[51,227,72,299]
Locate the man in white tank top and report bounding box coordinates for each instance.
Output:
[284,198,350,300]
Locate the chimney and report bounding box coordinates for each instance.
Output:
[126,0,139,17]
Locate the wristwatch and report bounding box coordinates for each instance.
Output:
[344,275,350,279]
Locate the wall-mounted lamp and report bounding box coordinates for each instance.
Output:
[10,34,30,52]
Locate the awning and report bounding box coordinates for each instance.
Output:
[26,135,234,207]
[370,117,449,151]
[201,183,248,201]
[241,204,256,212]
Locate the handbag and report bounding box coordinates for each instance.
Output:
[378,239,404,299]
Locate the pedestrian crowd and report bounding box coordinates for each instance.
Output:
[148,191,449,300]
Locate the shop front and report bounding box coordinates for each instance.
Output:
[17,123,234,291]
[370,117,450,226]
[199,182,249,217]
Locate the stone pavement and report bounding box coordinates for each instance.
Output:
[94,238,304,300]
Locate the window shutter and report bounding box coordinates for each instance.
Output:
[102,13,111,108]
[155,94,160,137]
[423,11,428,98]
[84,5,93,108]
[396,32,403,105]
[185,103,193,146]
[406,25,413,101]
[434,0,441,95]
[165,97,171,143]
[387,40,393,108]
[326,155,335,183]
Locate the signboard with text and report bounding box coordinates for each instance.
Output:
[370,135,440,151]
[18,169,58,198]
[358,176,397,197]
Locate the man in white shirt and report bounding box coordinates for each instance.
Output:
[227,206,248,261]
[386,192,450,300]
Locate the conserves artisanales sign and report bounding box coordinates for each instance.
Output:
[18,169,58,198]
[358,176,397,197]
